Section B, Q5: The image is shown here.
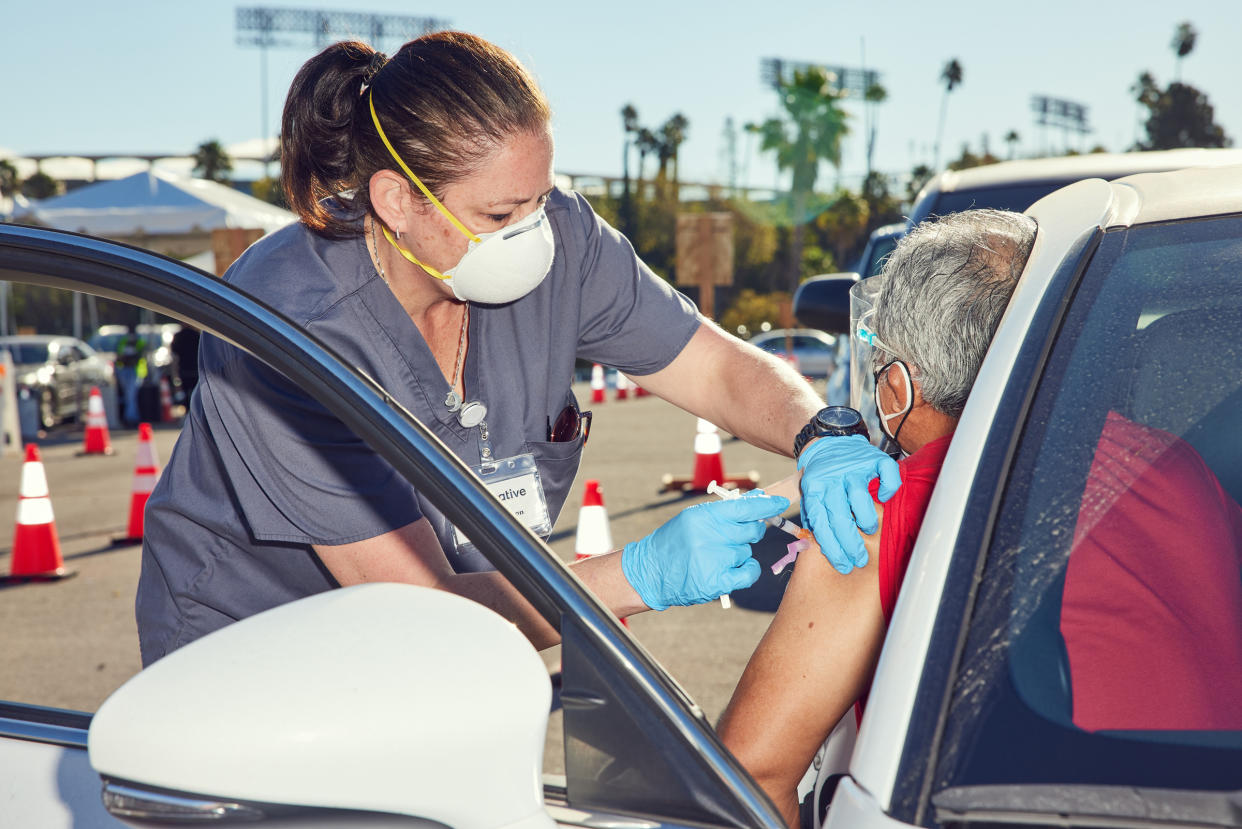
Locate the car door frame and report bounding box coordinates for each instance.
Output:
[0,224,785,829]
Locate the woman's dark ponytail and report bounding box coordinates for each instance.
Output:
[281,32,551,239]
[280,41,377,237]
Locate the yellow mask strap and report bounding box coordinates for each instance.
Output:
[368,89,481,244]
[380,223,450,281]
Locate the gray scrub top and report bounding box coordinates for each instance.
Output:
[135,189,701,665]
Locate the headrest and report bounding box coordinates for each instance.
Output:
[1129,305,1242,436]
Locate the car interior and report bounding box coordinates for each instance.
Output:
[930,216,1242,805]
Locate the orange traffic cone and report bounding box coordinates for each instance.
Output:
[590,364,606,404]
[574,480,615,560]
[573,480,627,626]
[2,444,73,583]
[115,423,160,545]
[660,418,759,494]
[614,373,630,401]
[159,376,174,422]
[78,386,113,456]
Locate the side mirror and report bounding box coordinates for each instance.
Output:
[89,584,554,829]
[793,273,861,335]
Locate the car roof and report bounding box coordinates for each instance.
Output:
[0,335,72,344]
[1111,163,1242,226]
[750,328,835,340]
[926,148,1242,195]
[1024,163,1242,231]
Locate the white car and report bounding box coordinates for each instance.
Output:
[2,163,1241,828]
[0,334,113,429]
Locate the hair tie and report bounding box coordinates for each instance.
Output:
[363,51,388,85]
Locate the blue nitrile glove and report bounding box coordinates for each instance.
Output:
[797,434,902,574]
[621,492,791,610]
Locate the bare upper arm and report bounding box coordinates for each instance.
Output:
[313,518,453,589]
[717,518,886,823]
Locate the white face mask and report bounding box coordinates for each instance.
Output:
[442,206,555,304]
[370,90,556,305]
[874,361,912,439]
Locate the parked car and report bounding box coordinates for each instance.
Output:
[0,334,113,429]
[908,146,1242,230]
[748,328,838,377]
[853,222,905,278]
[3,160,1242,829]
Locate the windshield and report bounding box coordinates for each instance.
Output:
[933,214,1242,800]
[859,234,900,278]
[910,182,1066,226]
[3,343,50,365]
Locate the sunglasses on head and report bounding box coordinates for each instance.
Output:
[547,401,592,444]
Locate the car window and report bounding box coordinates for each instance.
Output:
[792,336,830,352]
[4,343,50,364]
[933,215,1242,799]
[861,235,899,278]
[911,182,1065,226]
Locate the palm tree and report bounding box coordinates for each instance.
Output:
[934,58,963,170]
[864,82,888,179]
[634,127,660,200]
[1172,21,1197,81]
[620,104,639,237]
[747,66,850,292]
[192,139,233,183]
[657,113,689,196]
[1004,129,1021,159]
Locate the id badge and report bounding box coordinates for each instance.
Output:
[453,453,552,551]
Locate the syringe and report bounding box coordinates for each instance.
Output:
[707,480,811,608]
[707,481,810,542]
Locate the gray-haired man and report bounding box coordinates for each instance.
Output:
[717,209,1037,827]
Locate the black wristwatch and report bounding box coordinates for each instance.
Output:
[793,406,870,459]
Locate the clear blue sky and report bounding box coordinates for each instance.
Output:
[4,0,1239,190]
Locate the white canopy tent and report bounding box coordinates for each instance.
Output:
[3,169,296,338]
[13,169,295,238]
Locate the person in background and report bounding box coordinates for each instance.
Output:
[114,324,147,427]
[170,323,200,404]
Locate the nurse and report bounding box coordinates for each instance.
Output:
[136,31,898,665]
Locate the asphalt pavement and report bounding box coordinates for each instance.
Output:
[0,382,813,775]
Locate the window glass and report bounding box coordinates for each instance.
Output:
[4,343,50,364]
[861,235,899,278]
[793,336,830,352]
[912,182,1065,226]
[935,215,1242,795]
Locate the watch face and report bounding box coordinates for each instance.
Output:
[816,406,862,429]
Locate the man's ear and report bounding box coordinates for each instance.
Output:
[368,170,416,233]
[882,361,918,411]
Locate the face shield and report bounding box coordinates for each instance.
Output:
[850,275,909,458]
[849,275,885,441]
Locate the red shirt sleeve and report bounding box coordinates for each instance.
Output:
[868,435,954,621]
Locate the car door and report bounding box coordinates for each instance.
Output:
[0,224,787,829]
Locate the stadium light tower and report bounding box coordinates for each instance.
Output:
[235,6,450,173]
[759,57,881,98]
[1030,95,1092,154]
